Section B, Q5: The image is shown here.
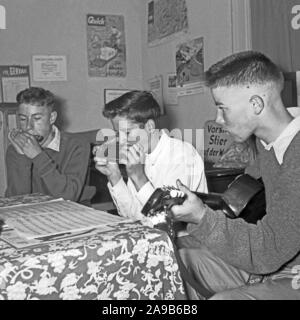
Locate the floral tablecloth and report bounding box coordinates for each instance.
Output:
[0,221,186,300]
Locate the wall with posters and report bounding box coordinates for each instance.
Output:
[140,0,250,155]
[0,0,143,132]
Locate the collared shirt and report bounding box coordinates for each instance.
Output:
[43,125,61,152]
[261,116,300,164]
[108,130,208,221]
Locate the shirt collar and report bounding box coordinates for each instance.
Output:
[43,125,60,152]
[146,129,168,164]
[260,116,300,164]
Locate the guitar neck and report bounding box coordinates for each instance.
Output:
[192,191,236,218]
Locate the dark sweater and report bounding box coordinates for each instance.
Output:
[187,132,300,275]
[5,132,90,202]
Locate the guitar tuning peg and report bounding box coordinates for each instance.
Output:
[170,190,179,198]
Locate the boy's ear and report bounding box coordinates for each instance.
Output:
[249,95,264,115]
[145,119,156,133]
[50,111,57,125]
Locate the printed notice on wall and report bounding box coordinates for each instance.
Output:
[204,120,233,163]
[32,55,67,81]
[148,75,164,114]
[204,120,256,168]
[87,14,126,77]
[165,73,178,105]
[0,65,30,102]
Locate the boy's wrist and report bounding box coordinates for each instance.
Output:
[108,172,122,186]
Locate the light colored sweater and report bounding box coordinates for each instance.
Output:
[5,132,90,202]
[187,132,300,275]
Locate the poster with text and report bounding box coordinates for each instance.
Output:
[176,37,205,96]
[32,55,67,82]
[148,75,164,115]
[166,73,178,105]
[87,14,126,77]
[0,65,30,103]
[147,0,188,47]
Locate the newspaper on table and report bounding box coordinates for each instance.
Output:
[0,198,128,241]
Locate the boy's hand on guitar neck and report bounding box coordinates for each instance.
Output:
[171,179,207,225]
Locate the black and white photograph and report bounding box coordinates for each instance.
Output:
[0,0,299,309]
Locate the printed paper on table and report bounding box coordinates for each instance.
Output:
[0,199,128,240]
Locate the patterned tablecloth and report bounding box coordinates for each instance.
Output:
[0,221,187,300]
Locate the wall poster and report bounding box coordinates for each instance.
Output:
[147,0,188,47]
[87,14,126,77]
[165,73,178,105]
[175,37,205,96]
[0,65,30,103]
[32,55,67,82]
[104,88,131,104]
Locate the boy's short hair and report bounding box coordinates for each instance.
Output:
[103,90,161,124]
[205,51,284,90]
[16,87,55,111]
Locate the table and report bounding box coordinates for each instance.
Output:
[0,198,186,300]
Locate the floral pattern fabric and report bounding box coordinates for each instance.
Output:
[0,222,186,300]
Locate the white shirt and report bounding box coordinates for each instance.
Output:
[261,116,300,164]
[108,130,208,220]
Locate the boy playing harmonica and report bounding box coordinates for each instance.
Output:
[5,87,89,202]
[94,90,207,221]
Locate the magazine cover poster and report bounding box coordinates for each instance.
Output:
[175,37,204,88]
[87,14,126,77]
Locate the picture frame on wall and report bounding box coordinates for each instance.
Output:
[104,88,131,104]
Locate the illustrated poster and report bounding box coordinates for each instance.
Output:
[147,0,188,47]
[176,37,205,96]
[87,14,126,77]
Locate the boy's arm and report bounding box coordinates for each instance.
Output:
[5,145,32,197]
[31,139,90,201]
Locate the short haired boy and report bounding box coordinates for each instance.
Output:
[5,87,90,202]
[171,51,300,300]
[94,90,207,221]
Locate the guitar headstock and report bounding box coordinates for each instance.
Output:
[141,186,187,238]
[141,186,186,218]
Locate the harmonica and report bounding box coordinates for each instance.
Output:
[33,135,44,143]
[94,137,139,163]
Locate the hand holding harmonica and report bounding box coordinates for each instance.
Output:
[8,129,43,159]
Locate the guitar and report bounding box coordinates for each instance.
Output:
[141,174,266,237]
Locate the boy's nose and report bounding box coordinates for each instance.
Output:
[215,109,225,125]
[25,118,34,131]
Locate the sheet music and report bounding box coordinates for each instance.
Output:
[2,199,127,239]
[0,224,115,249]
